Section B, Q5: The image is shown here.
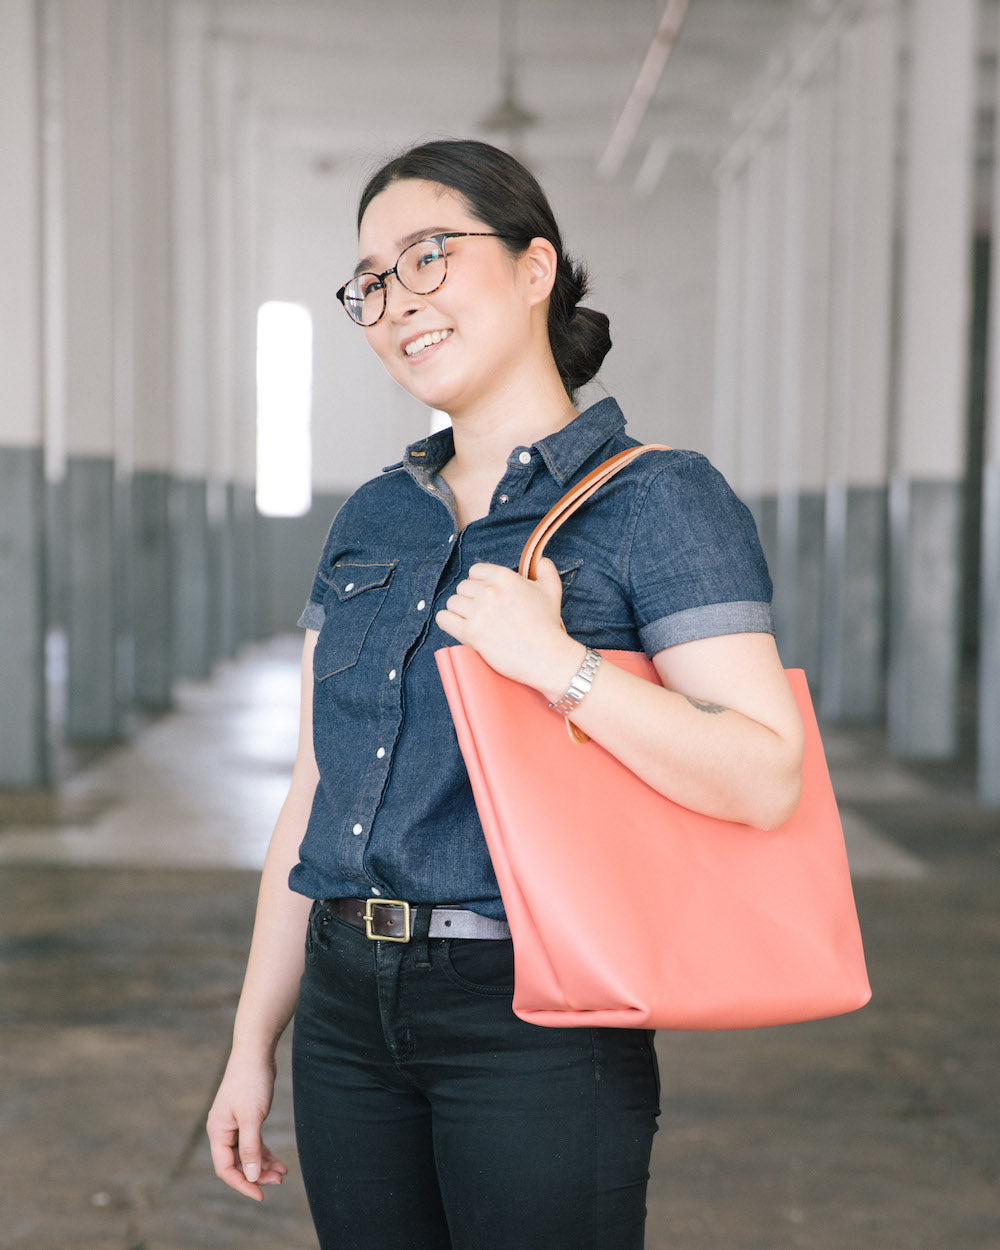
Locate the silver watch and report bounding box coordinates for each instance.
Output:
[549,647,603,716]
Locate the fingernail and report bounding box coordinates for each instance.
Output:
[244,1163,260,1183]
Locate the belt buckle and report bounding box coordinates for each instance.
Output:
[363,898,411,943]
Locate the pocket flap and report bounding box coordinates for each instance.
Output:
[555,558,583,589]
[326,562,397,600]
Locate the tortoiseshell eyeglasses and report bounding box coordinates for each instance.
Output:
[337,232,517,326]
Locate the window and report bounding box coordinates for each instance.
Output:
[256,301,313,517]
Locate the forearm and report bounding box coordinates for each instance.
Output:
[228,764,318,1064]
[436,561,803,830]
[541,636,802,829]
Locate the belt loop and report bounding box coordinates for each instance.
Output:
[410,904,433,970]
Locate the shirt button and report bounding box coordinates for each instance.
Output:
[344,582,355,592]
[498,494,510,505]
[389,669,397,680]
[449,533,456,543]
[518,451,531,465]
[371,886,381,896]
[417,599,426,611]
[376,747,386,759]
[352,822,363,836]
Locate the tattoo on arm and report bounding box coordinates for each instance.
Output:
[684,695,728,715]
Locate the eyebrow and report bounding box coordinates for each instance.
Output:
[353,227,454,278]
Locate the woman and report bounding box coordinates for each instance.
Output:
[207,138,803,1249]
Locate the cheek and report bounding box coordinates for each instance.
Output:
[364,325,397,369]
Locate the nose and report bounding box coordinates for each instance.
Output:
[384,273,423,321]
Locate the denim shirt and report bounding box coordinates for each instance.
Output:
[290,397,773,916]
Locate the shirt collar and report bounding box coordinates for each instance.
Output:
[383,396,626,484]
[533,397,627,484]
[383,425,456,475]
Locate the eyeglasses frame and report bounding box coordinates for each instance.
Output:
[336,232,518,326]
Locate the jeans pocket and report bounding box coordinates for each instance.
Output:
[440,939,516,996]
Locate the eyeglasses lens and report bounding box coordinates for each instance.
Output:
[397,238,447,295]
[344,238,449,325]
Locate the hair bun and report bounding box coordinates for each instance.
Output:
[549,301,612,395]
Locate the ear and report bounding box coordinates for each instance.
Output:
[520,236,558,307]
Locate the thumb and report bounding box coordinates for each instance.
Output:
[533,556,563,597]
[238,1126,264,1183]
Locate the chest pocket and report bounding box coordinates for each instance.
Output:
[555,558,582,591]
[314,562,397,680]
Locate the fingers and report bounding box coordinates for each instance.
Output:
[207,1114,286,1202]
[531,556,562,591]
[208,1123,262,1201]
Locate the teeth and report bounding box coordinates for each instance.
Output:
[404,330,451,357]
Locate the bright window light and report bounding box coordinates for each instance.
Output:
[256,301,313,517]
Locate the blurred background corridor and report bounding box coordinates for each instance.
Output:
[1,0,998,1246]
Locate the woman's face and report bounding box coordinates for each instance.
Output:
[356,178,539,417]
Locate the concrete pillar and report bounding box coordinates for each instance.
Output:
[711,171,745,481]
[773,68,836,677]
[980,38,1000,805]
[820,1,899,722]
[207,35,239,663]
[169,0,213,679]
[888,0,976,757]
[736,136,783,565]
[983,429,1000,806]
[123,0,174,710]
[0,0,49,785]
[57,0,126,740]
[231,84,260,649]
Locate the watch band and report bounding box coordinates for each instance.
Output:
[549,647,603,716]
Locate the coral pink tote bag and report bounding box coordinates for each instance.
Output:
[435,446,871,1030]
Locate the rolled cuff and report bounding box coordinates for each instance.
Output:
[298,601,325,631]
[639,601,774,655]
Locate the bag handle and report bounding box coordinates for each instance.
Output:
[517,443,671,742]
[518,444,671,579]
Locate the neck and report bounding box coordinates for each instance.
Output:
[444,362,578,484]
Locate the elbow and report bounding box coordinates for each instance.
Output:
[742,747,804,831]
[748,776,802,831]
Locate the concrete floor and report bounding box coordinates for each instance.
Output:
[1,634,998,1249]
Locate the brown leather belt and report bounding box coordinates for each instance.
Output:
[323,897,511,943]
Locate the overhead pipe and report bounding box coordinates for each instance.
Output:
[597,0,689,180]
[713,0,867,183]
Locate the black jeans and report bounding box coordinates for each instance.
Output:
[292,901,660,1250]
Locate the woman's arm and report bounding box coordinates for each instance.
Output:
[436,561,803,830]
[206,631,320,1201]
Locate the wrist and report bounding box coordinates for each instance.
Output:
[230,1022,283,1068]
[541,639,592,707]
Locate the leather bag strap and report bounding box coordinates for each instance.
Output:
[517,443,671,743]
[518,444,671,579]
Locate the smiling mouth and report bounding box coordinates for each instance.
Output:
[403,329,452,357]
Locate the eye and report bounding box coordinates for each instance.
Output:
[413,241,445,270]
[358,273,385,298]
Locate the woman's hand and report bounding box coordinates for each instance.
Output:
[436,558,582,696]
[207,1055,288,1202]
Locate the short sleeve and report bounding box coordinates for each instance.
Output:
[298,601,325,630]
[625,452,774,655]
[298,508,346,631]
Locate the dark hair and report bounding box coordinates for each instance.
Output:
[357,139,611,399]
